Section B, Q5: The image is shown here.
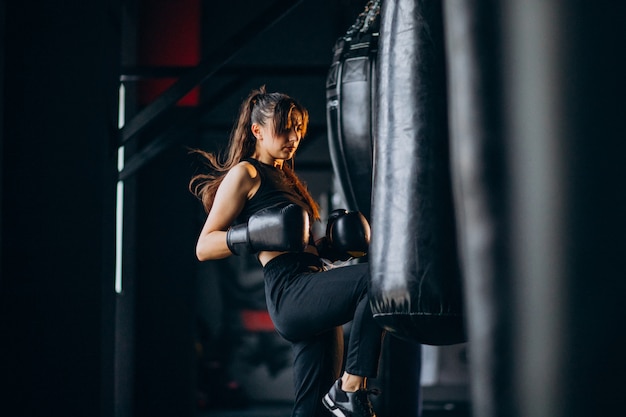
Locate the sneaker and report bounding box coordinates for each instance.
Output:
[322,379,378,417]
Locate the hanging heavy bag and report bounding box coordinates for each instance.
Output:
[325,1,380,221]
[369,0,466,346]
[442,1,515,415]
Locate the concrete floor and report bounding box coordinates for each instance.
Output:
[198,400,471,417]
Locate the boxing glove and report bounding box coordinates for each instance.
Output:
[316,209,371,261]
[226,203,310,255]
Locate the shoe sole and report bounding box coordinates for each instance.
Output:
[322,394,348,417]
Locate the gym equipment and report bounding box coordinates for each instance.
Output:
[442,1,514,416]
[227,203,310,255]
[325,0,380,221]
[369,0,466,346]
[316,209,371,261]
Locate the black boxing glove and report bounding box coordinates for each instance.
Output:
[316,209,370,261]
[226,203,310,255]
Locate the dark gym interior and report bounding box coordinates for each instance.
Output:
[1,1,625,417]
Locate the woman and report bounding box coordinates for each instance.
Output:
[190,86,383,417]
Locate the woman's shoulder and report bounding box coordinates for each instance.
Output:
[222,160,261,190]
[229,160,257,176]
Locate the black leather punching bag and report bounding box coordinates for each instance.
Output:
[369,0,466,346]
[325,1,380,221]
[442,1,514,416]
[327,4,422,417]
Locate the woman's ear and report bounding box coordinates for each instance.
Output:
[251,123,262,140]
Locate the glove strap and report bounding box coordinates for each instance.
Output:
[226,224,251,255]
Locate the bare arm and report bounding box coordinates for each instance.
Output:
[195,162,259,261]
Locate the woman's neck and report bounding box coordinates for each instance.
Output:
[252,154,284,169]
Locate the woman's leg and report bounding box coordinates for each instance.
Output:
[272,263,383,379]
[291,327,343,417]
[264,257,384,416]
[343,282,384,378]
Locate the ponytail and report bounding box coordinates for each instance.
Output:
[189,87,263,213]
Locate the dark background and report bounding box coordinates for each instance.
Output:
[6,2,623,417]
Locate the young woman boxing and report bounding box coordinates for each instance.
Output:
[189,86,383,417]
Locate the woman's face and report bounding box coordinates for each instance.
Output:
[254,111,304,162]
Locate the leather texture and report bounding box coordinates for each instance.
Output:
[227,203,310,255]
[443,0,513,415]
[327,210,370,257]
[317,209,371,261]
[325,7,379,221]
[369,0,466,345]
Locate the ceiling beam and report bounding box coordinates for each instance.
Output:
[120,64,329,81]
[119,0,305,145]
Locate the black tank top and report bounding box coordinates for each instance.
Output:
[235,158,312,225]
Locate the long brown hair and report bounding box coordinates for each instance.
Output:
[189,86,320,220]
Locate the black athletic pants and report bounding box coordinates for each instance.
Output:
[263,252,384,417]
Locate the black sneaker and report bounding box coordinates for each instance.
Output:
[322,379,378,417]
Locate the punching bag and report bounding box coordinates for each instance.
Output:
[369,0,466,346]
[442,1,514,416]
[326,4,422,417]
[325,1,380,221]
[444,2,626,417]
